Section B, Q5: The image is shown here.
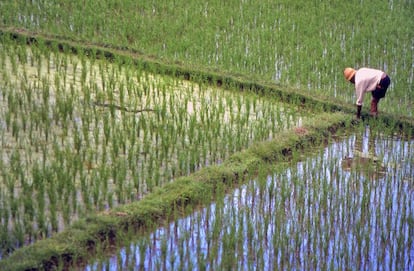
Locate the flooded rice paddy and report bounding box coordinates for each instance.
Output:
[87,127,413,271]
[0,44,311,256]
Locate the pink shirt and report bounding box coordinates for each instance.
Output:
[355,68,384,105]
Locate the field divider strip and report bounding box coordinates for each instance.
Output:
[1,112,356,270]
[1,26,413,133]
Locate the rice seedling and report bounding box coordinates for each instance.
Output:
[0,2,412,266]
[89,126,413,270]
[1,0,412,116]
[0,39,312,256]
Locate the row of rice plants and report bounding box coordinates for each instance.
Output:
[87,125,413,270]
[0,39,312,257]
[1,0,412,116]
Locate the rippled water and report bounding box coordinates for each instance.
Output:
[87,126,413,270]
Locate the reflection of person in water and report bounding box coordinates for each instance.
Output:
[342,128,386,179]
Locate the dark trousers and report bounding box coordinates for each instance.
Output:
[370,75,390,115]
[371,75,390,100]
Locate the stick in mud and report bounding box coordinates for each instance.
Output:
[92,101,157,113]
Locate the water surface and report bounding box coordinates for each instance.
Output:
[87,127,414,270]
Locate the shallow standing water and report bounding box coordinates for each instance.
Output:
[0,44,311,256]
[86,126,414,271]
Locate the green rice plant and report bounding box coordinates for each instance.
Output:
[38,2,411,113]
[89,127,413,270]
[0,40,322,258]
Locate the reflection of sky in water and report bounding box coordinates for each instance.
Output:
[87,127,413,271]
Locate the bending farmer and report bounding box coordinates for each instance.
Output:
[343,67,391,119]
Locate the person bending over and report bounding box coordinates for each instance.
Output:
[343,67,391,119]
